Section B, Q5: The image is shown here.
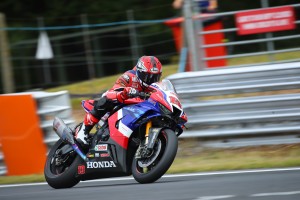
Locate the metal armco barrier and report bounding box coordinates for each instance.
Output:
[0,91,75,175]
[34,91,75,147]
[167,62,300,147]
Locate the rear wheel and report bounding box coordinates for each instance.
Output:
[44,139,82,189]
[132,129,178,184]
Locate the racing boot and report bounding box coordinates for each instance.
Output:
[75,123,93,146]
[75,113,99,146]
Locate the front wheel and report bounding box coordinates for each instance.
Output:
[132,129,178,184]
[44,139,82,189]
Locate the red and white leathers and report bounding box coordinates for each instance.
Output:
[105,67,155,102]
[76,55,162,145]
[75,68,157,145]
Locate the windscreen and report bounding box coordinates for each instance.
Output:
[156,79,177,93]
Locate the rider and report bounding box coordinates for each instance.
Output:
[75,55,163,146]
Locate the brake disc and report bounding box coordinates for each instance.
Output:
[138,140,162,168]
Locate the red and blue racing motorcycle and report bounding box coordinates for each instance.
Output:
[44,79,187,189]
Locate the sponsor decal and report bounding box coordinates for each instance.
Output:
[235,6,295,35]
[119,122,132,135]
[87,153,94,158]
[118,120,133,138]
[95,144,108,151]
[122,74,130,83]
[125,106,136,112]
[148,98,156,105]
[137,60,147,72]
[132,77,138,82]
[95,153,100,157]
[86,161,116,168]
[150,66,159,73]
[78,165,86,174]
[117,79,127,87]
[132,83,139,88]
[100,153,110,157]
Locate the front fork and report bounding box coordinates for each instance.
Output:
[144,121,152,145]
[136,121,162,159]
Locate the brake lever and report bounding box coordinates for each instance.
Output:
[138,92,151,100]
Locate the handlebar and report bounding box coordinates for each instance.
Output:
[136,92,151,99]
[123,91,151,105]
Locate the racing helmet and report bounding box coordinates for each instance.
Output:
[136,56,162,88]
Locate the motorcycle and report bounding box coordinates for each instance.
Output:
[44,79,187,189]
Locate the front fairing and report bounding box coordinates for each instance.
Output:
[116,100,161,130]
[149,80,187,124]
[109,100,165,151]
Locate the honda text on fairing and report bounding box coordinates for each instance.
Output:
[44,79,187,189]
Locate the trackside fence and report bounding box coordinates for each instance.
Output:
[183,1,300,71]
[167,62,300,147]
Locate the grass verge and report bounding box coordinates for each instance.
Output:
[168,141,300,173]
[1,143,299,185]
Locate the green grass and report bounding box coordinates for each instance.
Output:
[168,141,300,173]
[1,143,300,185]
[0,174,45,185]
[228,51,300,66]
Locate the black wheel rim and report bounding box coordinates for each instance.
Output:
[135,133,167,174]
[49,143,76,175]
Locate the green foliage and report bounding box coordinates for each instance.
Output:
[0,1,176,26]
[1,0,177,52]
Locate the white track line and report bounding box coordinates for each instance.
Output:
[251,191,300,197]
[0,167,300,188]
[194,195,236,200]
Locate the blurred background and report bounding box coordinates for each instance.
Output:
[0,0,300,178]
[0,0,299,93]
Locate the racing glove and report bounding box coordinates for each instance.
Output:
[116,87,138,102]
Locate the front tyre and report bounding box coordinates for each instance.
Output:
[44,139,81,189]
[132,129,178,184]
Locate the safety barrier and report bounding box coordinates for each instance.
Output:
[0,91,75,175]
[34,91,75,147]
[182,1,300,71]
[167,62,300,147]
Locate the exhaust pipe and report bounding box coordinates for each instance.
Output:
[53,117,88,161]
[53,117,75,144]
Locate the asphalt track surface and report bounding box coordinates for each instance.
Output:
[0,168,300,200]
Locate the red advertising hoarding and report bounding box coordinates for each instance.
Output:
[235,6,295,35]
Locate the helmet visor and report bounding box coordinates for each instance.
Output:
[138,71,161,85]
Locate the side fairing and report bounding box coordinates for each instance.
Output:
[108,101,160,149]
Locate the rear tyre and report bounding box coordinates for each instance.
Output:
[132,129,178,184]
[44,139,82,189]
